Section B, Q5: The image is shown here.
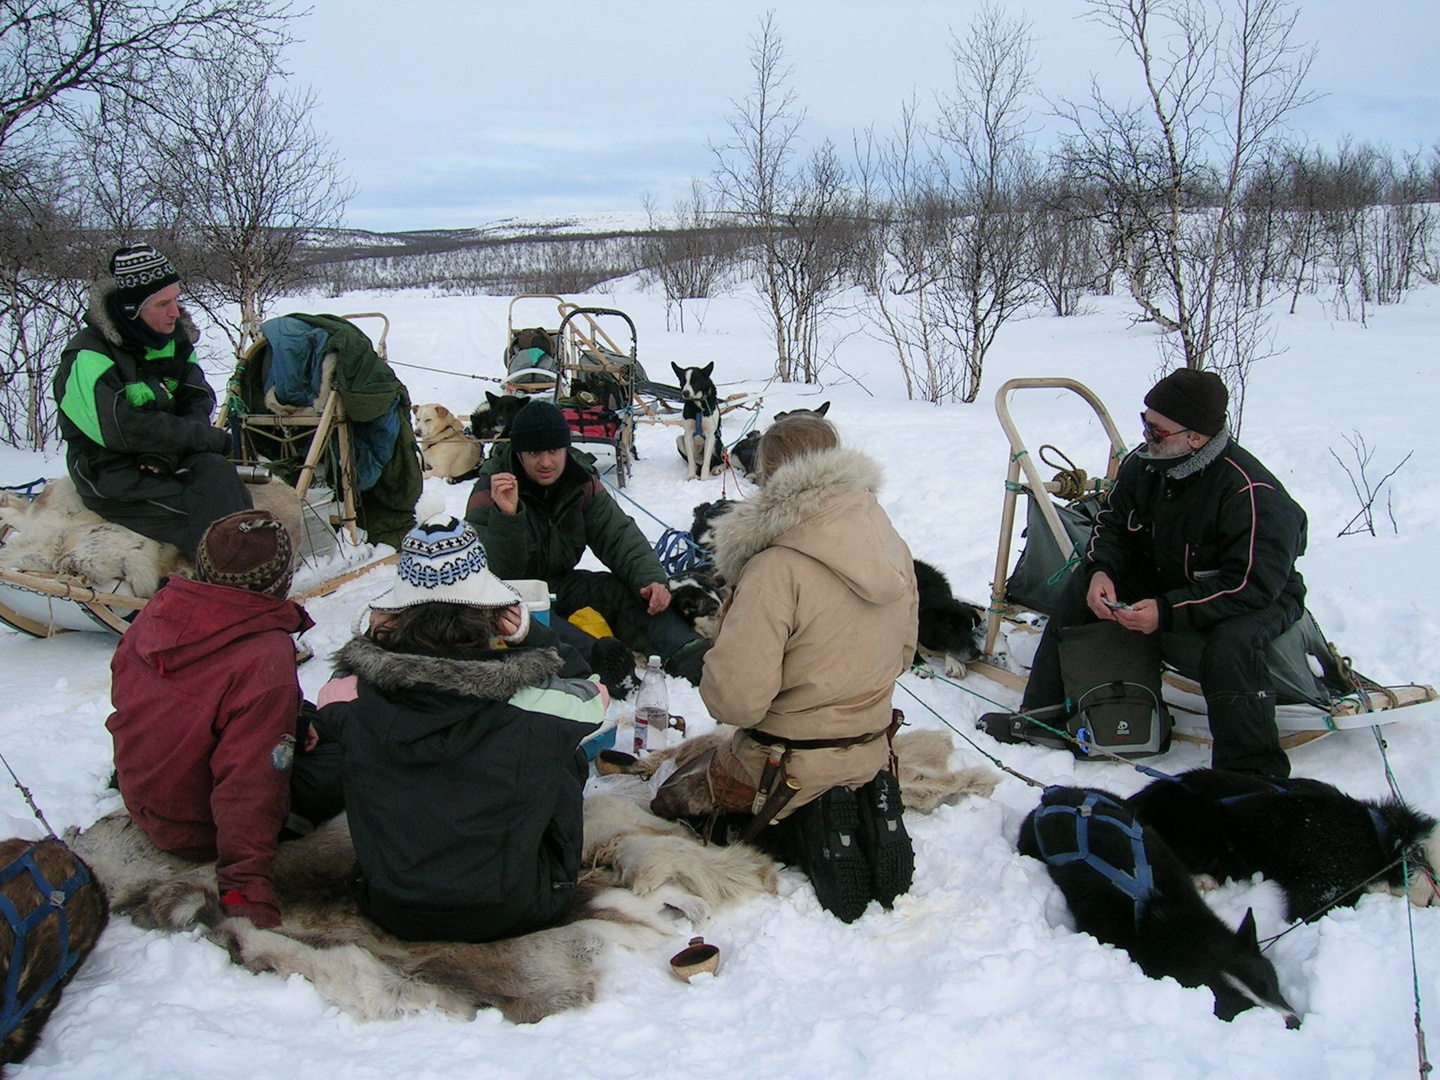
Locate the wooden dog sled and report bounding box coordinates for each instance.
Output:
[965,377,1438,749]
[0,547,398,640]
[1,310,419,640]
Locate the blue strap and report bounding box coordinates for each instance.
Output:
[1034,789,1154,925]
[0,845,93,1041]
[653,527,712,577]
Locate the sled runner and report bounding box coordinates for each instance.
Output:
[967,377,1438,746]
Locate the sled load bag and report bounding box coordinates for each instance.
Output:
[1005,493,1103,616]
[1058,621,1172,757]
[560,405,621,440]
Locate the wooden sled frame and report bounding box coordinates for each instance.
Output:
[965,377,1438,748]
[225,310,397,547]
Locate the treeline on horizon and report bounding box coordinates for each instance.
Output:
[3,0,1438,449]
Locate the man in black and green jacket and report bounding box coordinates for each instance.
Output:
[53,245,251,556]
[465,400,708,683]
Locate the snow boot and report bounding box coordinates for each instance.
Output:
[856,770,913,909]
[977,704,1071,750]
[787,786,871,923]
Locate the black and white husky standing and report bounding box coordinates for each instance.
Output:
[1126,768,1440,921]
[912,559,984,677]
[673,362,723,480]
[1019,785,1301,1026]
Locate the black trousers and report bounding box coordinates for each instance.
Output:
[1020,569,1299,778]
[547,568,700,662]
[76,452,252,557]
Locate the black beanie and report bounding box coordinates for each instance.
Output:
[508,400,572,453]
[1144,369,1228,437]
[110,244,181,320]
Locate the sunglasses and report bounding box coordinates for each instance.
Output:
[1141,414,1190,443]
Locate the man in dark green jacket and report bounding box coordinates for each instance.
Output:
[465,400,708,683]
[52,244,250,556]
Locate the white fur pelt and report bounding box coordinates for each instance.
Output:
[67,797,779,1025]
[626,727,1001,813]
[0,478,188,598]
[0,477,306,597]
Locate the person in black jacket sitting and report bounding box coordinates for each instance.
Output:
[52,244,251,556]
[983,369,1308,778]
[313,510,607,943]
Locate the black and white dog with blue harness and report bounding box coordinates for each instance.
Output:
[1125,767,1440,921]
[1018,785,1300,1026]
[673,362,723,480]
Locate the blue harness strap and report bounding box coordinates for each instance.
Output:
[1034,789,1155,924]
[654,528,712,577]
[0,844,93,1041]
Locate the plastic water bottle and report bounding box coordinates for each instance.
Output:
[634,655,669,755]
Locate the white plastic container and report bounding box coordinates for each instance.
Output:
[507,578,551,626]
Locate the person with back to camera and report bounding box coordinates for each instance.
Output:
[465,398,709,686]
[53,243,251,557]
[107,509,331,929]
[310,508,607,943]
[981,368,1309,779]
[674,412,920,923]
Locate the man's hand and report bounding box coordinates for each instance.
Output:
[639,582,671,615]
[490,472,520,515]
[1113,599,1161,635]
[1086,571,1120,621]
[304,723,319,753]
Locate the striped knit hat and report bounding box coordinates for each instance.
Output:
[195,510,296,599]
[110,243,181,319]
[369,513,523,613]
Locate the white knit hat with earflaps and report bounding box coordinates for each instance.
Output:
[369,492,530,640]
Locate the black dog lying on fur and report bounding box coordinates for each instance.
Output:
[470,391,528,441]
[913,559,984,677]
[1019,786,1299,1026]
[1126,768,1440,922]
[668,500,733,639]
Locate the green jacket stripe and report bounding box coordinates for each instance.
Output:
[59,349,116,446]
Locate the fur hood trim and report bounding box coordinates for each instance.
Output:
[333,635,564,702]
[86,278,198,348]
[713,446,884,584]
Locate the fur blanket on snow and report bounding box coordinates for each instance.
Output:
[66,795,778,1025]
[65,730,996,1025]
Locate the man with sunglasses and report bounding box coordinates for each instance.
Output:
[984,368,1308,778]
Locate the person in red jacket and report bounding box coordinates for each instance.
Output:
[107,509,312,928]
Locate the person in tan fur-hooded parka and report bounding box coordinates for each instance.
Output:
[697,411,919,922]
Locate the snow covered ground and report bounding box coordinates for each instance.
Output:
[2,279,1439,1079]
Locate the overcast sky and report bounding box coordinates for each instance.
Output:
[285,1,1440,233]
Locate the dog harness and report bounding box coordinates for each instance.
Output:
[1032,788,1155,924]
[0,842,93,1040]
